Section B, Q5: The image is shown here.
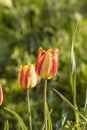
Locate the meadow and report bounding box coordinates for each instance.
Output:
[0,0,87,130]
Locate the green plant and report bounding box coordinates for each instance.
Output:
[53,22,87,130]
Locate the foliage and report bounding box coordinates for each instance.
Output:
[4,107,27,130]
[0,0,87,130]
[4,120,9,130]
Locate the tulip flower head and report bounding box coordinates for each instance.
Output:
[18,64,37,89]
[35,47,58,79]
[0,84,3,105]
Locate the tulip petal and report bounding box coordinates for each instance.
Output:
[0,84,3,105]
[52,56,58,77]
[51,49,58,61]
[29,65,37,88]
[40,53,52,79]
[25,67,30,88]
[36,52,46,75]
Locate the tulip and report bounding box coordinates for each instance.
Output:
[35,47,58,130]
[18,64,38,130]
[35,47,58,79]
[18,64,37,89]
[0,83,3,105]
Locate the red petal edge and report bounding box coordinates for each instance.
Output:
[0,86,3,104]
[52,57,58,77]
[25,67,30,88]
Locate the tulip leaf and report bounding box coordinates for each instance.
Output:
[4,120,9,130]
[71,22,78,76]
[41,102,53,130]
[4,107,27,130]
[56,112,67,130]
[53,88,87,123]
[41,123,45,130]
[46,102,52,130]
[84,86,87,118]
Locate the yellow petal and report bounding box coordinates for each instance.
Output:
[29,64,37,88]
[40,52,52,79]
[22,65,30,88]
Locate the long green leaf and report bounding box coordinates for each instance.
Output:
[70,22,79,123]
[41,103,53,130]
[4,107,27,130]
[71,22,78,76]
[41,124,45,130]
[46,102,52,130]
[84,86,87,118]
[4,120,9,130]
[53,88,87,123]
[56,112,67,130]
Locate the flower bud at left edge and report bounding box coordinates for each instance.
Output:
[0,83,3,105]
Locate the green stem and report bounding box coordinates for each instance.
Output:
[73,74,79,124]
[44,80,47,130]
[71,22,79,124]
[27,89,32,130]
[84,86,87,118]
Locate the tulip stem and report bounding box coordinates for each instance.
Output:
[27,89,32,130]
[44,80,47,130]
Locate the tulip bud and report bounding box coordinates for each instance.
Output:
[18,64,37,89]
[0,84,3,105]
[35,47,58,79]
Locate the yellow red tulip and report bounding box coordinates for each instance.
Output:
[35,47,58,79]
[18,64,37,89]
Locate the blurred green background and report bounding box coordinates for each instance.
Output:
[0,0,87,129]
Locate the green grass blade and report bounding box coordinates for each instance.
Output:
[71,22,78,76]
[4,120,9,130]
[53,88,87,123]
[70,22,79,123]
[84,86,87,118]
[56,112,67,130]
[4,107,27,130]
[41,103,52,130]
[46,102,52,130]
[70,22,78,95]
[61,112,67,127]
[41,124,45,130]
